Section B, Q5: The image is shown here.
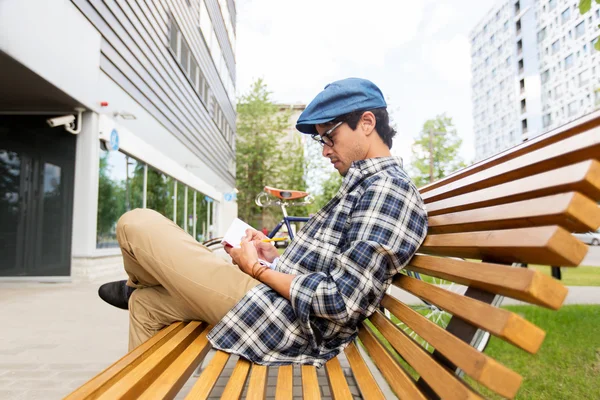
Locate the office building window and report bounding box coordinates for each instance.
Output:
[522,118,528,133]
[504,20,509,31]
[543,113,552,128]
[549,0,556,11]
[579,69,590,86]
[552,39,560,53]
[565,53,574,68]
[537,27,547,42]
[541,69,550,83]
[561,7,571,24]
[568,101,577,116]
[576,21,585,38]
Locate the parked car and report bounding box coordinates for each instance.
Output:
[572,230,600,246]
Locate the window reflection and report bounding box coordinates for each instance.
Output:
[146,165,174,220]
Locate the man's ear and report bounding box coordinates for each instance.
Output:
[360,112,376,136]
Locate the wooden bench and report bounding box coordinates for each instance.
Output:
[67,110,600,399]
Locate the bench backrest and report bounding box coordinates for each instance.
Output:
[358,110,600,399]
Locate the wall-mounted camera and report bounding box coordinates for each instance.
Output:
[46,107,85,134]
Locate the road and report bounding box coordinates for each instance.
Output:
[580,245,600,266]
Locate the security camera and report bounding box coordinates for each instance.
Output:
[47,115,75,128]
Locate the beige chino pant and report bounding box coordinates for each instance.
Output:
[116,208,260,350]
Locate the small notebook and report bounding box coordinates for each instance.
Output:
[221,218,254,248]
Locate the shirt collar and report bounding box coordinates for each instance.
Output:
[349,156,404,177]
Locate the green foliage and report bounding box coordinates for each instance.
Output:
[409,114,466,188]
[97,153,125,240]
[236,79,307,229]
[308,171,342,213]
[579,0,600,51]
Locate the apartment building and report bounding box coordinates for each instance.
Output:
[471,0,600,161]
[0,0,237,280]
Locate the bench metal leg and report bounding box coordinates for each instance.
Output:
[551,266,562,280]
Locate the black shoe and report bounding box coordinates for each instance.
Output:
[98,280,136,310]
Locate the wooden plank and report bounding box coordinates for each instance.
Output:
[138,325,213,399]
[420,225,589,266]
[404,255,568,309]
[344,343,386,400]
[358,324,427,400]
[428,192,600,234]
[64,322,185,400]
[301,365,322,400]
[421,126,600,203]
[419,110,600,195]
[426,160,600,216]
[324,357,353,400]
[380,295,522,398]
[275,365,293,400]
[246,364,269,400]
[185,350,231,400]
[220,358,252,399]
[369,312,482,400]
[97,321,206,399]
[393,275,546,353]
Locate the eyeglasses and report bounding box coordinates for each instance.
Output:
[310,121,343,147]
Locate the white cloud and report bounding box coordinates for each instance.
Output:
[424,34,472,85]
[422,2,457,37]
[236,0,426,101]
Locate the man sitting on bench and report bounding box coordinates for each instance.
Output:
[98,77,428,367]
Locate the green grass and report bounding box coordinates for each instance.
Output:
[468,305,600,399]
[530,265,600,286]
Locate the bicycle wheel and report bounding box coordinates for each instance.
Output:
[201,237,231,261]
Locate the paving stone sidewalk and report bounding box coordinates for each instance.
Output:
[2,278,599,399]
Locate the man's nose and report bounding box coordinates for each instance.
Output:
[322,145,332,157]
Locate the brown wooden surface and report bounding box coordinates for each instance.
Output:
[393,275,546,353]
[64,322,185,400]
[404,255,568,309]
[246,364,269,400]
[420,225,589,266]
[380,295,522,398]
[275,365,293,400]
[220,358,252,399]
[427,192,600,234]
[97,321,206,400]
[369,312,482,400]
[343,343,386,400]
[138,325,212,400]
[426,160,600,216]
[421,127,600,203]
[324,357,353,400]
[358,324,427,400]
[185,350,231,400]
[301,365,322,399]
[419,110,600,195]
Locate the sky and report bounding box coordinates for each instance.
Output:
[235,0,500,167]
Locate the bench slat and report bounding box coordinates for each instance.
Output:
[369,311,483,400]
[420,225,588,266]
[358,323,427,400]
[428,192,600,234]
[405,255,568,309]
[302,365,322,399]
[185,350,230,400]
[97,321,206,400]
[420,110,600,195]
[393,275,546,353]
[138,325,212,400]
[381,295,522,398]
[344,342,386,400]
[324,357,353,400]
[422,127,600,203]
[64,322,185,400]
[221,358,252,399]
[427,160,600,216]
[246,364,269,400]
[275,365,293,400]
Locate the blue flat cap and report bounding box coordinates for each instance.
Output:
[296,78,387,134]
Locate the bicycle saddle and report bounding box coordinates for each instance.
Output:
[264,186,310,200]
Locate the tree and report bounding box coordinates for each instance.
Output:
[308,171,343,213]
[579,1,600,51]
[236,79,306,229]
[410,114,466,188]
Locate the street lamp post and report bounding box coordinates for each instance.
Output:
[428,130,446,183]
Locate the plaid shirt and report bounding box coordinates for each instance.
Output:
[207,157,428,367]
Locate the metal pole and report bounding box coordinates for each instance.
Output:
[428,129,434,183]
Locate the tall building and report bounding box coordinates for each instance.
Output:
[0,0,237,280]
[471,0,600,162]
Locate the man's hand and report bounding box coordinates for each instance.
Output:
[245,228,280,263]
[224,231,260,276]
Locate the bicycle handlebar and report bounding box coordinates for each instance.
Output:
[255,192,314,207]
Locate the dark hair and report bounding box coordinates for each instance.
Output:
[332,108,396,149]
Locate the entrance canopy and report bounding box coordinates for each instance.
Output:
[0,51,84,113]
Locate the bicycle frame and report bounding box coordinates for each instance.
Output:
[267,203,309,241]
